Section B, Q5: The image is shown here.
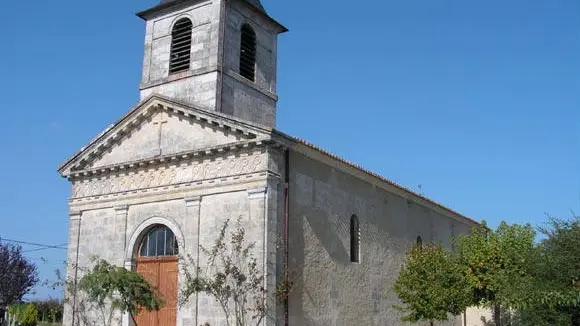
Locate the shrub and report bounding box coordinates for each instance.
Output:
[20,304,39,326]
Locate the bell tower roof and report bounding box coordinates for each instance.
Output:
[160,0,265,12]
[139,0,268,19]
[137,0,285,32]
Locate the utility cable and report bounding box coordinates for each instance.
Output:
[23,245,68,253]
[0,237,67,250]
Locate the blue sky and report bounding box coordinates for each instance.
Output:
[0,0,578,299]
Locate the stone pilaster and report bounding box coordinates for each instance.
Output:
[183,196,201,326]
[115,205,129,266]
[113,205,130,326]
[122,249,136,326]
[266,175,284,326]
[63,210,82,326]
[248,187,267,254]
[248,187,276,325]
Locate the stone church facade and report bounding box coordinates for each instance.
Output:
[58,0,481,325]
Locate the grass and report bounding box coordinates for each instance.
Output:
[1,321,62,326]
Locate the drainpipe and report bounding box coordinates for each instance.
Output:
[283,149,290,326]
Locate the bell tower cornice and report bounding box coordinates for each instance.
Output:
[137,0,286,32]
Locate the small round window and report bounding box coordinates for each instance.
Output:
[139,225,178,257]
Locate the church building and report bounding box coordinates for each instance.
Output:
[58,0,480,325]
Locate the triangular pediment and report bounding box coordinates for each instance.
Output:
[59,95,271,176]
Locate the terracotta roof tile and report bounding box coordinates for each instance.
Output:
[275,131,479,226]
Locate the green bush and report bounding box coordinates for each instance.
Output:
[20,304,39,326]
[8,303,26,323]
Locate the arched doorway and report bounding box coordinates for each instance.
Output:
[135,225,178,326]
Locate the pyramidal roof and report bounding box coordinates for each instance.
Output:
[160,0,266,12]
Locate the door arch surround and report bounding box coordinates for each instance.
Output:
[127,217,184,326]
[126,216,185,260]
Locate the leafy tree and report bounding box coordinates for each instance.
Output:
[0,243,39,308]
[180,218,266,326]
[67,258,163,326]
[511,305,572,326]
[20,303,39,326]
[455,221,537,322]
[393,243,472,326]
[7,303,27,325]
[31,298,63,323]
[514,216,580,325]
[394,222,537,325]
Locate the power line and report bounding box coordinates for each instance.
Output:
[23,245,68,253]
[0,237,67,250]
[26,257,67,264]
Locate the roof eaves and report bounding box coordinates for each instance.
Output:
[272,130,479,227]
[237,0,288,33]
[136,0,191,20]
[57,95,161,175]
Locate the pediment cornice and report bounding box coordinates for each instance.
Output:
[58,94,273,177]
[65,139,271,180]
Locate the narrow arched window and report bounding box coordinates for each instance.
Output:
[139,225,179,257]
[169,18,193,74]
[239,24,256,81]
[350,215,360,263]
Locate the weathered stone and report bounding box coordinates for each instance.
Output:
[138,0,286,128]
[58,1,488,325]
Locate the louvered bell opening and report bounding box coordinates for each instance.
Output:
[169,18,193,74]
[239,24,256,82]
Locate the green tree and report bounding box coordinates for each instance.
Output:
[393,243,472,326]
[394,222,537,325]
[180,218,266,326]
[514,216,580,325]
[394,219,580,326]
[455,221,537,322]
[20,303,39,326]
[31,298,63,323]
[7,303,26,325]
[70,259,163,326]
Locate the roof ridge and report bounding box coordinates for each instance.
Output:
[272,129,479,227]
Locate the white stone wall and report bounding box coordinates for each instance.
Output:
[286,151,478,326]
[63,143,279,326]
[139,0,220,109]
[221,73,277,126]
[224,2,278,93]
[137,0,282,127]
[88,108,244,169]
[220,1,279,126]
[141,72,219,110]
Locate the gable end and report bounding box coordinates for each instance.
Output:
[59,95,271,177]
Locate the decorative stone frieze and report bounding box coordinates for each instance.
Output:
[71,151,266,199]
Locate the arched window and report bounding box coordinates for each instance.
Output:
[169,18,193,74]
[239,24,256,81]
[139,225,179,257]
[350,215,360,263]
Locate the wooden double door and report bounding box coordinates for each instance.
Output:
[135,257,178,326]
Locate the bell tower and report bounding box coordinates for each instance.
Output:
[137,0,287,127]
